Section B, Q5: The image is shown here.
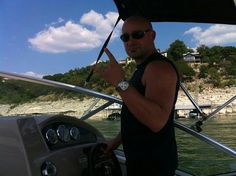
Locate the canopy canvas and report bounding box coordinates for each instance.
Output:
[114,0,236,24]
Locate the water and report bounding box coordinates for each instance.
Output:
[176,116,236,175]
[86,115,236,176]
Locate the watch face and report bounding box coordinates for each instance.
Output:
[118,81,129,91]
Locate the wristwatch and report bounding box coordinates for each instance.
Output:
[116,80,129,92]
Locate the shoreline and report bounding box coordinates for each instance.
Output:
[176,87,236,117]
[0,87,235,119]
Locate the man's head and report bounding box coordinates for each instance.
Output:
[121,16,156,63]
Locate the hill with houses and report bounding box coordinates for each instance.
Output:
[0,40,236,104]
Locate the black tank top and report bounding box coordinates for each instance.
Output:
[121,52,179,172]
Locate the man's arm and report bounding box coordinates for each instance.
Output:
[118,60,177,132]
[105,132,122,153]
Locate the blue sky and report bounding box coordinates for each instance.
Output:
[1,0,236,78]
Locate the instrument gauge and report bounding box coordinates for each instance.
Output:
[45,129,58,145]
[56,125,70,143]
[70,127,80,141]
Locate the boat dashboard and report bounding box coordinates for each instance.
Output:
[0,115,122,176]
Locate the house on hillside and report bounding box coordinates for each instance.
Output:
[118,48,167,66]
[183,52,201,62]
[90,58,133,67]
[90,60,106,66]
[156,48,168,57]
[160,51,168,57]
[118,59,127,66]
[118,57,135,66]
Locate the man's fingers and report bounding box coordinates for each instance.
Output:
[104,48,118,64]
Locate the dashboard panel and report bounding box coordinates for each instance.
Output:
[0,115,121,176]
[41,119,97,150]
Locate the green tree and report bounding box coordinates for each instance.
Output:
[175,60,195,79]
[208,67,221,87]
[220,48,236,76]
[199,65,208,78]
[167,40,188,61]
[197,45,211,62]
[124,60,136,80]
[208,46,223,64]
[221,46,236,60]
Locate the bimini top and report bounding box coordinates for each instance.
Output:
[114,0,236,24]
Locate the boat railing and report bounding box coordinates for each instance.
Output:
[205,95,236,119]
[180,83,205,115]
[180,82,236,133]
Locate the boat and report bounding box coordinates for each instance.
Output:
[0,0,236,175]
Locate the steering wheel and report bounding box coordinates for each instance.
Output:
[88,143,122,176]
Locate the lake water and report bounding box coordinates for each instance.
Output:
[86,115,236,176]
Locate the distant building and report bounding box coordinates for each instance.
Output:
[90,57,133,67]
[118,57,135,66]
[160,51,168,57]
[90,60,105,66]
[118,59,127,66]
[118,48,167,66]
[183,52,201,62]
[1,78,9,82]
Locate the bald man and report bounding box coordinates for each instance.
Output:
[95,16,179,176]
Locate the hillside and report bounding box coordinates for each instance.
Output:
[0,87,235,118]
[0,44,236,104]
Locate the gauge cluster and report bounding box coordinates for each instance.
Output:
[42,122,97,150]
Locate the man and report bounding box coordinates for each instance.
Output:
[95,16,179,176]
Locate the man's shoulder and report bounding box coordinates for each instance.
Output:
[146,60,174,72]
[144,56,178,81]
[146,52,173,64]
[147,53,178,73]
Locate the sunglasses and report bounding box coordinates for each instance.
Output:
[120,29,151,42]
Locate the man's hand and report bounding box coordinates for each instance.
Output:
[94,48,125,87]
[103,132,122,154]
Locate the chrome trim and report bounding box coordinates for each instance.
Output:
[0,71,122,104]
[114,150,126,164]
[82,98,101,116]
[180,83,204,115]
[206,95,236,119]
[80,101,115,120]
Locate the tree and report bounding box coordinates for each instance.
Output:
[167,40,188,61]
[175,60,195,80]
[124,60,136,80]
[225,56,236,76]
[221,46,236,60]
[197,45,211,62]
[208,67,221,87]
[199,65,208,78]
[209,46,224,64]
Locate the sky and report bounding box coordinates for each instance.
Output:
[1,0,236,78]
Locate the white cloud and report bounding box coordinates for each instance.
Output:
[28,10,122,53]
[184,24,236,47]
[45,18,65,28]
[23,71,44,78]
[57,17,64,23]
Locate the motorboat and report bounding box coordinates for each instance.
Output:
[0,0,236,175]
